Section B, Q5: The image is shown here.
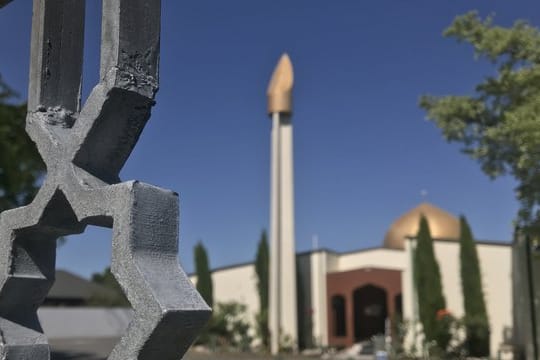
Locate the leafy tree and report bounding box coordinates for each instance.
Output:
[89,267,130,307]
[206,302,253,352]
[420,12,540,233]
[194,240,213,307]
[0,75,45,212]
[459,216,490,356]
[254,230,269,348]
[414,216,450,351]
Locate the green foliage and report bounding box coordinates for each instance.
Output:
[414,216,450,351]
[389,314,407,357]
[459,216,490,357]
[419,12,540,231]
[200,301,253,352]
[194,240,213,307]
[0,75,45,212]
[88,267,130,307]
[254,230,269,348]
[389,317,467,360]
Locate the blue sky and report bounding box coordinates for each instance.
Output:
[1,1,539,278]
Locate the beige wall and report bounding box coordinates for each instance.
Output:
[434,242,464,316]
[477,243,512,354]
[403,240,512,357]
[190,263,259,327]
[434,241,512,356]
[310,251,329,347]
[195,241,511,355]
[336,248,406,272]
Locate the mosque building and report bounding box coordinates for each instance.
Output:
[192,55,513,357]
[200,202,512,356]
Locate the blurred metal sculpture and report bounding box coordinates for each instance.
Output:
[0,1,211,358]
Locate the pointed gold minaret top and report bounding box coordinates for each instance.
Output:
[267,53,294,115]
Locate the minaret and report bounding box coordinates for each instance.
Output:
[268,53,298,355]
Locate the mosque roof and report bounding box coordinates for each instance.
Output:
[383,202,460,250]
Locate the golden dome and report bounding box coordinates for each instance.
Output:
[383,202,460,250]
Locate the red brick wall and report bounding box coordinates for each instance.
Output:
[326,267,402,347]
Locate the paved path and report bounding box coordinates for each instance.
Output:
[49,338,318,360]
[50,338,116,360]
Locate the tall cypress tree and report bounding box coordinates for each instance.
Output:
[255,230,270,348]
[459,216,490,356]
[414,215,450,350]
[194,241,213,307]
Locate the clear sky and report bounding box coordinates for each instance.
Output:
[1,1,539,278]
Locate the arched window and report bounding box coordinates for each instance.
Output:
[332,295,346,337]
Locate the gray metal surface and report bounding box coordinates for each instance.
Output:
[0,0,211,358]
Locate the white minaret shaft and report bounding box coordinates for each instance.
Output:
[267,54,297,355]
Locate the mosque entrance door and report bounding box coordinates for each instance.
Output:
[353,284,387,342]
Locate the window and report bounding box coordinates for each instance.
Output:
[332,295,346,337]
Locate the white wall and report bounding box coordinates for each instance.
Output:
[196,241,511,356]
[476,243,512,355]
[191,263,259,327]
[326,252,340,273]
[310,251,328,347]
[434,241,512,356]
[336,248,406,272]
[434,242,464,316]
[199,248,407,348]
[402,240,420,350]
[202,252,329,349]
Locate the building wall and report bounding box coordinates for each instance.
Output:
[197,241,511,355]
[434,241,512,357]
[337,248,406,273]
[326,267,402,348]
[403,239,512,357]
[297,253,314,349]
[311,251,329,347]
[190,263,259,327]
[297,250,330,348]
[402,239,419,350]
[326,252,340,273]
[477,242,513,354]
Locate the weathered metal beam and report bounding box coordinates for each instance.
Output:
[28,0,86,113]
[0,1,211,358]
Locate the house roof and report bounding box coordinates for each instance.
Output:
[48,270,116,300]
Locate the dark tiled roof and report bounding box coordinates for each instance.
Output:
[48,270,116,300]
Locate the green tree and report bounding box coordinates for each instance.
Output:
[0,75,45,212]
[207,302,253,351]
[414,216,450,351]
[420,12,540,233]
[254,230,270,349]
[459,216,490,356]
[194,240,213,307]
[89,267,130,307]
